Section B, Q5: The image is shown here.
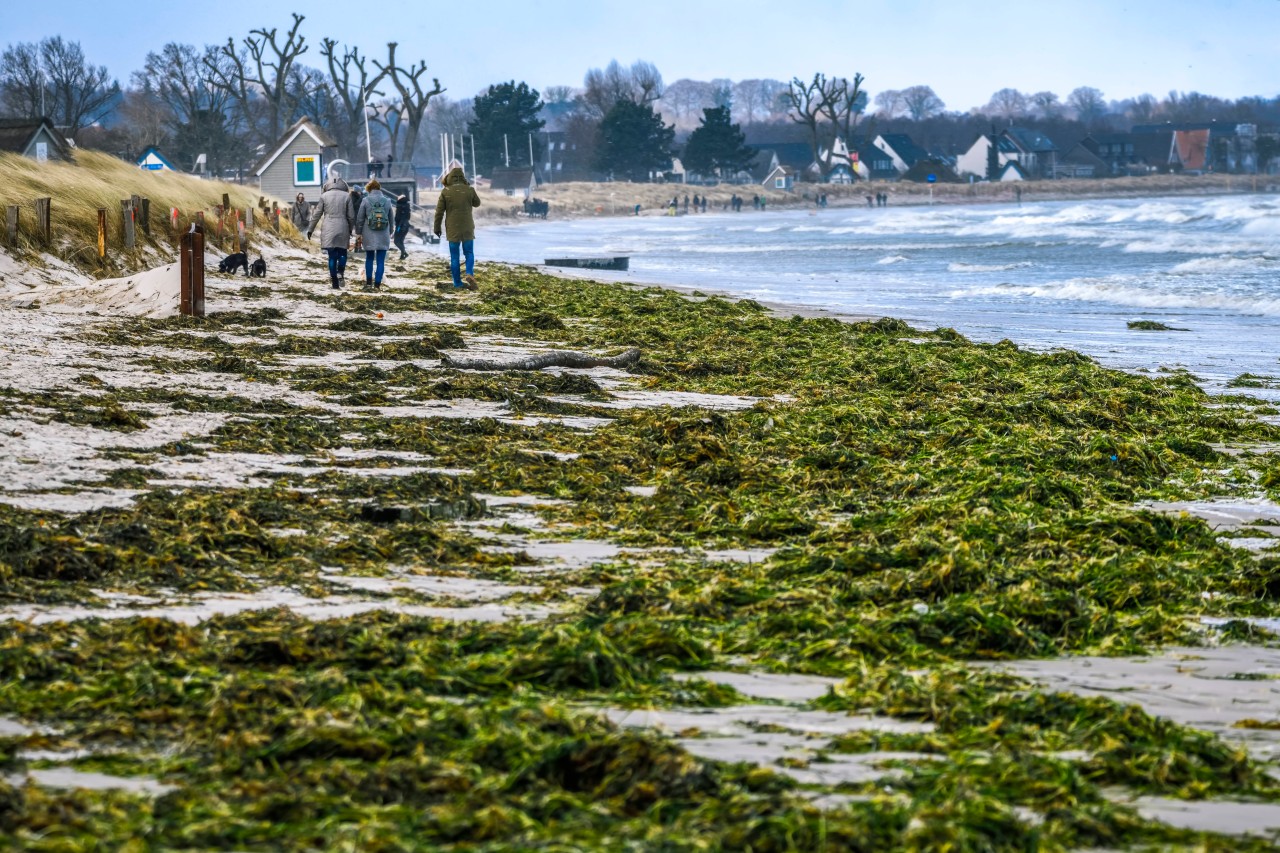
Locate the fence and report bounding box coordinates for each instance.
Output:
[0,191,290,265]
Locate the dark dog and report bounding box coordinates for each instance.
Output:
[218,252,249,275]
[249,257,267,278]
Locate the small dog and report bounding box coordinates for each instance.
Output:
[249,257,267,278]
[218,252,249,275]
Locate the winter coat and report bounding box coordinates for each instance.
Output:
[433,167,480,243]
[394,197,411,230]
[290,199,310,230]
[355,189,394,251]
[308,177,355,249]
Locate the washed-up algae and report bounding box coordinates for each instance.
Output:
[2,258,1280,849]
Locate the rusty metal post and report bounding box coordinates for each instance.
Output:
[34,198,50,245]
[179,224,205,317]
[97,208,107,261]
[121,199,136,248]
[4,205,17,245]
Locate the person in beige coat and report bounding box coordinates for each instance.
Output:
[433,161,481,289]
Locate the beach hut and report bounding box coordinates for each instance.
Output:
[136,147,177,172]
[489,166,538,198]
[762,164,795,190]
[0,117,70,162]
[251,117,337,204]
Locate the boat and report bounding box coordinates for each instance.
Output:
[544,256,629,271]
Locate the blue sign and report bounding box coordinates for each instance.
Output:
[927,173,937,183]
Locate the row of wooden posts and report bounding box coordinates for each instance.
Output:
[2,191,291,318]
[3,192,289,262]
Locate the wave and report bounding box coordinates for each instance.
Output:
[951,279,1280,316]
[1170,255,1279,274]
[947,261,1035,273]
[877,255,910,265]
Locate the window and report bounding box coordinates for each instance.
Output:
[775,177,786,188]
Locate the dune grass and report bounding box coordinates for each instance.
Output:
[0,150,295,276]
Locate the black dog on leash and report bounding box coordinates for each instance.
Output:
[218,252,249,275]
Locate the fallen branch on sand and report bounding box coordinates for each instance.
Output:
[440,348,641,371]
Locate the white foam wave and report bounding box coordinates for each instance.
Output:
[877,255,909,265]
[1170,256,1279,274]
[947,261,1034,273]
[951,279,1280,315]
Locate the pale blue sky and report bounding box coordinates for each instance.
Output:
[4,0,1277,110]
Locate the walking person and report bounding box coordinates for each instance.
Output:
[392,194,412,260]
[289,193,310,232]
[433,160,481,290]
[306,175,355,289]
[355,179,393,290]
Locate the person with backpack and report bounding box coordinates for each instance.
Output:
[306,175,355,289]
[355,179,393,289]
[392,194,412,260]
[432,160,481,289]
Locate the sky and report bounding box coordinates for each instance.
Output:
[4,0,1278,112]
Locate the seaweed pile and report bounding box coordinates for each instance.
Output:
[1,254,1280,849]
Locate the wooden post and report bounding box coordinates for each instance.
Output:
[215,205,224,247]
[5,205,17,246]
[34,198,50,245]
[121,199,136,248]
[139,198,150,236]
[179,224,206,317]
[221,192,230,212]
[97,208,107,261]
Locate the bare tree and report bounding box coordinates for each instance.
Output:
[1127,93,1158,123]
[40,37,120,136]
[0,42,45,119]
[1029,91,1062,119]
[822,73,867,149]
[874,89,904,117]
[986,88,1029,120]
[319,38,387,159]
[206,13,311,144]
[543,85,574,105]
[786,73,855,175]
[373,42,444,164]
[660,78,714,127]
[900,85,944,120]
[582,59,663,117]
[138,44,230,126]
[1067,86,1107,125]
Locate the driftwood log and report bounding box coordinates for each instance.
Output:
[441,348,641,371]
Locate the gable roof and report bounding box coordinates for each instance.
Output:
[0,117,69,158]
[136,146,177,170]
[252,117,338,177]
[1171,129,1209,171]
[876,133,929,167]
[998,161,1031,180]
[1002,127,1057,153]
[750,142,813,171]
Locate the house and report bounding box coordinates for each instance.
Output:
[1054,142,1108,178]
[902,159,961,183]
[954,133,1020,179]
[0,117,70,162]
[818,137,857,184]
[1170,129,1210,172]
[136,147,177,172]
[762,164,795,190]
[851,143,899,181]
[997,161,1031,181]
[1132,122,1257,173]
[873,133,930,175]
[251,117,337,204]
[747,142,821,182]
[1081,132,1173,175]
[489,166,538,198]
[1000,127,1058,178]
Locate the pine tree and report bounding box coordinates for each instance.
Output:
[468,81,545,174]
[592,100,675,181]
[681,106,755,178]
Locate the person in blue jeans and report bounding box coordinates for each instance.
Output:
[433,161,481,289]
[355,179,393,290]
[306,176,355,289]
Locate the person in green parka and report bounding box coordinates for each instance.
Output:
[433,160,482,289]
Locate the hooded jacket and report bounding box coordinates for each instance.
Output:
[308,177,355,249]
[355,188,393,251]
[433,167,481,243]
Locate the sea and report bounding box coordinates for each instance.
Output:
[469,194,1280,400]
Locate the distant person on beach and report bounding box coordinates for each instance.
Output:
[393,193,412,260]
[433,160,481,290]
[760,196,767,211]
[355,179,393,290]
[700,196,707,213]
[307,175,355,290]
[752,194,760,210]
[692,193,700,212]
[634,203,641,216]
[290,193,309,231]
[866,194,874,207]
[683,194,690,213]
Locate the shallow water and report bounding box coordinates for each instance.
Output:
[480,194,1280,396]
